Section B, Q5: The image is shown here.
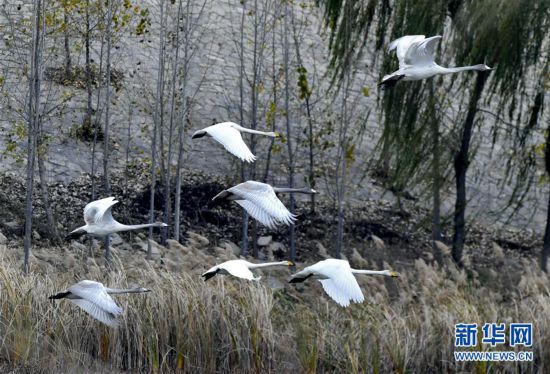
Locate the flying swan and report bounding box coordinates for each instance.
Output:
[289,259,398,307]
[65,197,168,240]
[202,259,295,281]
[49,280,150,327]
[212,180,317,228]
[379,35,492,88]
[191,121,278,163]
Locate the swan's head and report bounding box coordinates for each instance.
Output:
[191,130,207,139]
[65,228,87,241]
[286,260,295,267]
[477,64,493,71]
[136,287,151,293]
[385,270,399,278]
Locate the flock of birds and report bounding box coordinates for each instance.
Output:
[51,35,491,327]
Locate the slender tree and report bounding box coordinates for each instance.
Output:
[24,0,44,274]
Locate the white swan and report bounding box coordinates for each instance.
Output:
[379,35,492,88]
[66,197,168,240]
[202,259,295,281]
[49,280,150,327]
[191,121,278,163]
[289,259,398,307]
[212,181,317,228]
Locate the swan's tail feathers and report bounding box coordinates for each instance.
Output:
[202,269,220,282]
[378,74,405,89]
[49,291,71,300]
[65,228,86,241]
[288,272,313,283]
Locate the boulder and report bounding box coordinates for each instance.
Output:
[371,235,385,250]
[268,241,286,257]
[257,236,272,246]
[187,232,210,247]
[166,239,192,255]
[492,242,505,260]
[0,232,8,245]
[109,233,123,246]
[316,241,329,259]
[220,240,241,256]
[266,276,285,291]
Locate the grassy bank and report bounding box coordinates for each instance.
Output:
[0,244,548,373]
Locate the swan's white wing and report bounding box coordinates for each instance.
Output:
[388,35,425,68]
[206,123,256,163]
[68,281,123,316]
[83,197,118,226]
[229,181,296,228]
[315,260,364,307]
[219,260,256,280]
[69,299,120,327]
[235,200,279,229]
[404,35,441,66]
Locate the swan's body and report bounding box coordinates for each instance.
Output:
[191,121,277,163]
[49,280,150,327]
[379,35,492,88]
[212,181,317,228]
[202,259,294,281]
[289,259,398,307]
[66,197,168,240]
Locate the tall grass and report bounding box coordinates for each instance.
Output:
[0,247,549,373]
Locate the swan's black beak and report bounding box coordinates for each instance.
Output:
[65,229,86,241]
[192,130,207,139]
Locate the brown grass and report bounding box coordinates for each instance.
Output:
[0,246,548,373]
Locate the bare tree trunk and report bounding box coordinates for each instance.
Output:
[283,0,296,261]
[290,7,315,213]
[85,0,93,132]
[91,26,105,201]
[63,6,71,77]
[148,0,166,258]
[174,0,191,243]
[37,119,60,242]
[24,0,43,274]
[163,0,184,245]
[262,10,278,182]
[452,72,488,265]
[103,0,114,264]
[239,0,249,256]
[429,81,441,243]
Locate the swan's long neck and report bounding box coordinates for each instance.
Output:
[351,269,391,276]
[273,187,316,194]
[235,125,276,137]
[106,287,149,294]
[115,222,165,232]
[248,261,289,269]
[441,64,486,75]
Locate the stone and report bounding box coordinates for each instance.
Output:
[316,241,330,259]
[109,233,123,246]
[32,230,41,240]
[350,248,368,267]
[70,241,87,252]
[166,239,192,255]
[492,242,505,259]
[268,241,286,257]
[220,240,241,256]
[187,232,209,247]
[0,232,7,244]
[266,276,285,291]
[257,236,272,246]
[371,235,385,250]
